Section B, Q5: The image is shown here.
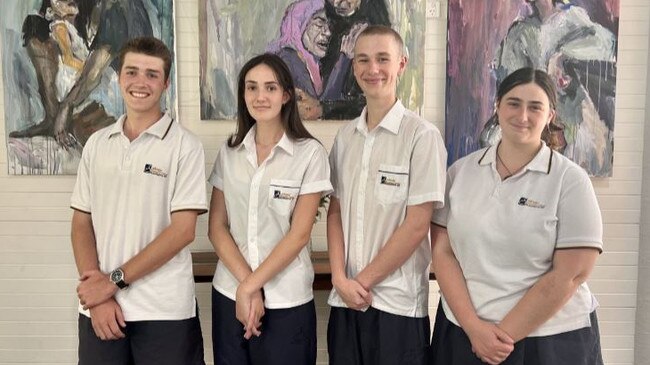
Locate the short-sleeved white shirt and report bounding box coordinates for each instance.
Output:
[71,113,208,321]
[208,126,332,309]
[433,143,603,336]
[327,100,447,317]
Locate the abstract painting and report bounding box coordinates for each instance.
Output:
[200,0,425,120]
[445,0,619,176]
[1,0,175,175]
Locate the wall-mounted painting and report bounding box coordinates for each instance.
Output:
[2,0,175,175]
[445,0,619,177]
[199,0,425,121]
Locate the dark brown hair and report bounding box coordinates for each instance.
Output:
[118,37,172,82]
[497,67,564,150]
[228,53,315,147]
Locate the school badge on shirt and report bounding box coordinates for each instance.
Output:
[143,163,168,178]
[518,197,545,209]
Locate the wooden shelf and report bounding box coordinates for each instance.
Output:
[192,251,434,290]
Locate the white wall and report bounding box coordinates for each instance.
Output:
[0,0,647,363]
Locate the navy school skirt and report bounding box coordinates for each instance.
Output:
[430,302,603,365]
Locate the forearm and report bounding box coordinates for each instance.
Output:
[243,193,321,291]
[499,248,599,342]
[356,202,433,289]
[244,230,311,292]
[327,197,347,283]
[209,228,252,283]
[52,23,83,70]
[120,211,198,284]
[71,210,100,275]
[432,238,481,330]
[498,271,579,341]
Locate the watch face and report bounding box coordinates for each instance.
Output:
[110,269,123,283]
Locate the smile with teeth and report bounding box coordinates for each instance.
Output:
[129,91,150,98]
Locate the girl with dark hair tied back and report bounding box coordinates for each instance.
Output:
[429,67,604,365]
[207,53,332,365]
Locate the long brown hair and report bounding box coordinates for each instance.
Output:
[228,53,315,147]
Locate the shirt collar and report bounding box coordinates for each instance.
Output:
[478,141,553,175]
[355,99,405,135]
[108,113,173,140]
[238,125,294,156]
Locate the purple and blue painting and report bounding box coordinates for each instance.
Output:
[445,0,619,177]
[199,0,425,121]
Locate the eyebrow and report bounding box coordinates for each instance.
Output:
[504,96,544,105]
[245,80,280,86]
[123,66,162,75]
[355,51,392,58]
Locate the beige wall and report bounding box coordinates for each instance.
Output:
[0,0,647,363]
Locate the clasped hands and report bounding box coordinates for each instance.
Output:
[332,276,372,311]
[235,281,265,340]
[464,318,515,365]
[77,270,126,341]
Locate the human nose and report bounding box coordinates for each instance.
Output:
[323,25,332,37]
[515,106,528,121]
[367,60,380,73]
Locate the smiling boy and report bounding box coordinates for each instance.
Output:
[326,25,447,365]
[70,37,207,365]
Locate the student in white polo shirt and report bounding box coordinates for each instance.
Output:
[207,53,332,365]
[430,68,603,365]
[71,37,207,365]
[327,25,446,365]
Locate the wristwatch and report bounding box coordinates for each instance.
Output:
[109,268,129,289]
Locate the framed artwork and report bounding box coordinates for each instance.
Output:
[445,0,619,176]
[2,0,176,175]
[199,0,425,120]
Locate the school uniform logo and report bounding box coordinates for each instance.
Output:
[518,197,545,209]
[380,175,401,187]
[273,190,295,200]
[143,164,168,178]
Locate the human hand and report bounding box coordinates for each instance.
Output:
[296,88,323,120]
[243,290,265,339]
[464,319,514,364]
[332,276,372,310]
[341,22,369,58]
[89,298,126,340]
[54,103,75,149]
[77,270,118,310]
[236,284,265,339]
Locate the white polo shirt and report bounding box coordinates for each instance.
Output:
[433,143,603,336]
[209,126,332,309]
[71,113,208,321]
[327,100,446,318]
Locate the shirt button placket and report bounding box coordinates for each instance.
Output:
[356,134,374,272]
[248,168,264,269]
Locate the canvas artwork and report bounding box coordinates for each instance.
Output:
[2,0,175,175]
[445,0,619,177]
[199,0,425,121]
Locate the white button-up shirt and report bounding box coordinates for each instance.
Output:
[209,126,332,308]
[71,113,208,321]
[433,143,603,336]
[328,100,447,317]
